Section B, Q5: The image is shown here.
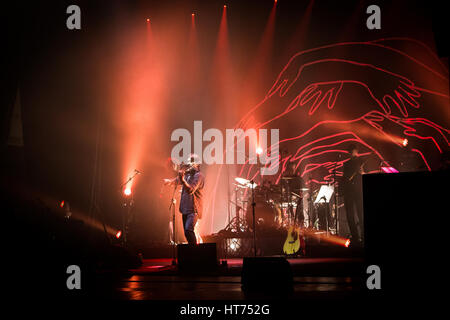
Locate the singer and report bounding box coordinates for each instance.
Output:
[164,154,204,244]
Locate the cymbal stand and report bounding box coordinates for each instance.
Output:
[251,180,257,257]
[223,187,247,233]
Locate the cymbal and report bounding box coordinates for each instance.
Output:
[234,177,257,188]
[235,177,251,185]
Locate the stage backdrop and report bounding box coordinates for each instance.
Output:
[8,0,449,242]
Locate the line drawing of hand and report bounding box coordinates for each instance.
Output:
[258,58,425,126]
[237,109,449,186]
[208,39,450,232]
[241,39,449,129]
[267,39,448,99]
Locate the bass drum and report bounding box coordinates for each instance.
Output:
[245,201,278,229]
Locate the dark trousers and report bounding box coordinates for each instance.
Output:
[317,203,330,231]
[343,186,363,240]
[294,196,305,225]
[182,213,198,244]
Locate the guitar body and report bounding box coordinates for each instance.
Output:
[283,226,301,255]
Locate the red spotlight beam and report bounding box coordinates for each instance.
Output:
[283,0,315,59]
[213,5,230,65]
[186,9,200,90]
[240,0,277,106]
[210,4,235,114]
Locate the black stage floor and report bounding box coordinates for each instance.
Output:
[85,257,365,300]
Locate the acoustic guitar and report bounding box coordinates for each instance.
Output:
[283,195,305,255]
[283,225,302,255]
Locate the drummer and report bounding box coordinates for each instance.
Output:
[281,162,303,197]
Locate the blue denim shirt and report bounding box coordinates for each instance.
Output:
[179,169,205,218]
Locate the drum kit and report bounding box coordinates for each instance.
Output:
[231,176,314,232]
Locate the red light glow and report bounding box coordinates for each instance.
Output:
[381,166,399,173]
[116,230,122,239]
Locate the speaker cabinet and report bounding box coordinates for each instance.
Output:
[177,243,218,273]
[241,257,293,291]
[363,170,449,292]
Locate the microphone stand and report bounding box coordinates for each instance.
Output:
[118,171,140,247]
[333,158,339,235]
[119,171,140,192]
[169,179,179,266]
[251,180,257,257]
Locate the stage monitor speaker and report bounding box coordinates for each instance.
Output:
[241,257,293,292]
[363,170,448,292]
[177,243,218,273]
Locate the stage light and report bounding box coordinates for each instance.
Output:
[59,200,65,208]
[229,238,240,251]
[345,239,351,248]
[116,230,122,239]
[256,146,263,155]
[192,13,195,16]
[124,187,132,196]
[305,229,352,247]
[224,5,227,8]
[402,138,408,147]
[146,18,150,22]
[381,166,399,173]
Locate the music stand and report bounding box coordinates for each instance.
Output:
[314,185,334,204]
[314,185,334,234]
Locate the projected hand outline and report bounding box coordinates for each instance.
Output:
[236,39,449,185]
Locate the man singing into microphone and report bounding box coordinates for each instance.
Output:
[164,154,204,245]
